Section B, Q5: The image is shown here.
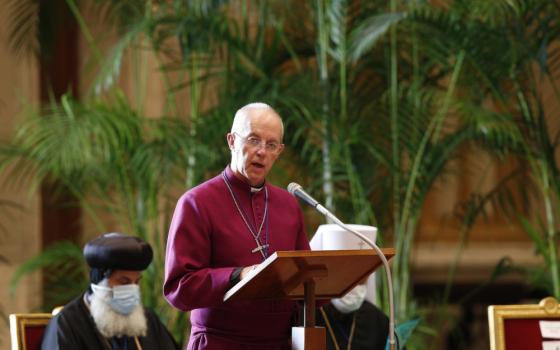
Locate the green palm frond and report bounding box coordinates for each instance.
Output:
[91,21,148,95]
[349,12,405,62]
[459,103,526,156]
[6,0,39,57]
[10,241,87,311]
[2,93,191,200]
[3,96,138,192]
[90,0,147,32]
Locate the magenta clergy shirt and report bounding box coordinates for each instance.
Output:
[164,167,310,349]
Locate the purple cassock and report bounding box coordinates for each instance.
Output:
[164,167,310,349]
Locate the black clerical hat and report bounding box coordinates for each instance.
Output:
[84,233,153,271]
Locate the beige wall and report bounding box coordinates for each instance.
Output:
[0,1,42,347]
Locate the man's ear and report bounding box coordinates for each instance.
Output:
[226,133,235,150]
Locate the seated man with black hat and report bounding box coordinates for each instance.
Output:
[41,233,179,350]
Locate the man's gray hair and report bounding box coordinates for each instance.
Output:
[231,102,284,136]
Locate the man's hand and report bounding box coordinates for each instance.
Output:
[240,264,259,280]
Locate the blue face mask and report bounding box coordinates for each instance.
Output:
[91,283,141,315]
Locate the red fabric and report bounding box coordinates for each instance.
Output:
[503,318,557,350]
[24,324,47,350]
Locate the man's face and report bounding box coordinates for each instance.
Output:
[89,269,146,338]
[228,109,284,187]
[107,270,142,287]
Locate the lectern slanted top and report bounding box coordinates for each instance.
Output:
[223,249,394,350]
[224,249,395,302]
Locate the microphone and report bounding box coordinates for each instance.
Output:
[287,183,319,207]
[287,183,329,216]
[287,182,398,350]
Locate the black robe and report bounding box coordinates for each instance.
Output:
[316,301,389,350]
[41,293,179,350]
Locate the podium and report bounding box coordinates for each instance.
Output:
[224,249,395,350]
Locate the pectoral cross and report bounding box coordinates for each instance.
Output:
[251,239,269,260]
[251,243,269,254]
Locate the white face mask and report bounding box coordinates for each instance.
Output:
[331,284,367,314]
[91,283,141,315]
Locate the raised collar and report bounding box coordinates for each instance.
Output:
[224,166,266,193]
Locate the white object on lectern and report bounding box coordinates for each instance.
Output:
[310,224,378,305]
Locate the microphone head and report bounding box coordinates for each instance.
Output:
[287,182,301,195]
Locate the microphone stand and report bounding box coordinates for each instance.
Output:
[314,204,397,350]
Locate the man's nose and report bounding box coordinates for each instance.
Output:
[255,145,267,156]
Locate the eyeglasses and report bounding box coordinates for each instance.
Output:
[235,133,282,154]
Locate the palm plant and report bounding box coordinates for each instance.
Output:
[279,0,404,220]
[454,0,560,298]
[281,0,480,324]
[282,2,560,346]
[398,1,560,346]
[1,93,193,343]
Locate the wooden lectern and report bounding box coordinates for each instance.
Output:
[224,249,395,350]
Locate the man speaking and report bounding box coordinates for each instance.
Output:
[164,103,310,349]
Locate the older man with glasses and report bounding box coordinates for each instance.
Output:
[164,103,310,350]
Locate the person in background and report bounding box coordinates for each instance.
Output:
[164,102,310,350]
[311,224,391,350]
[41,233,179,350]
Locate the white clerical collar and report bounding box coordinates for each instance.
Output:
[251,186,264,193]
